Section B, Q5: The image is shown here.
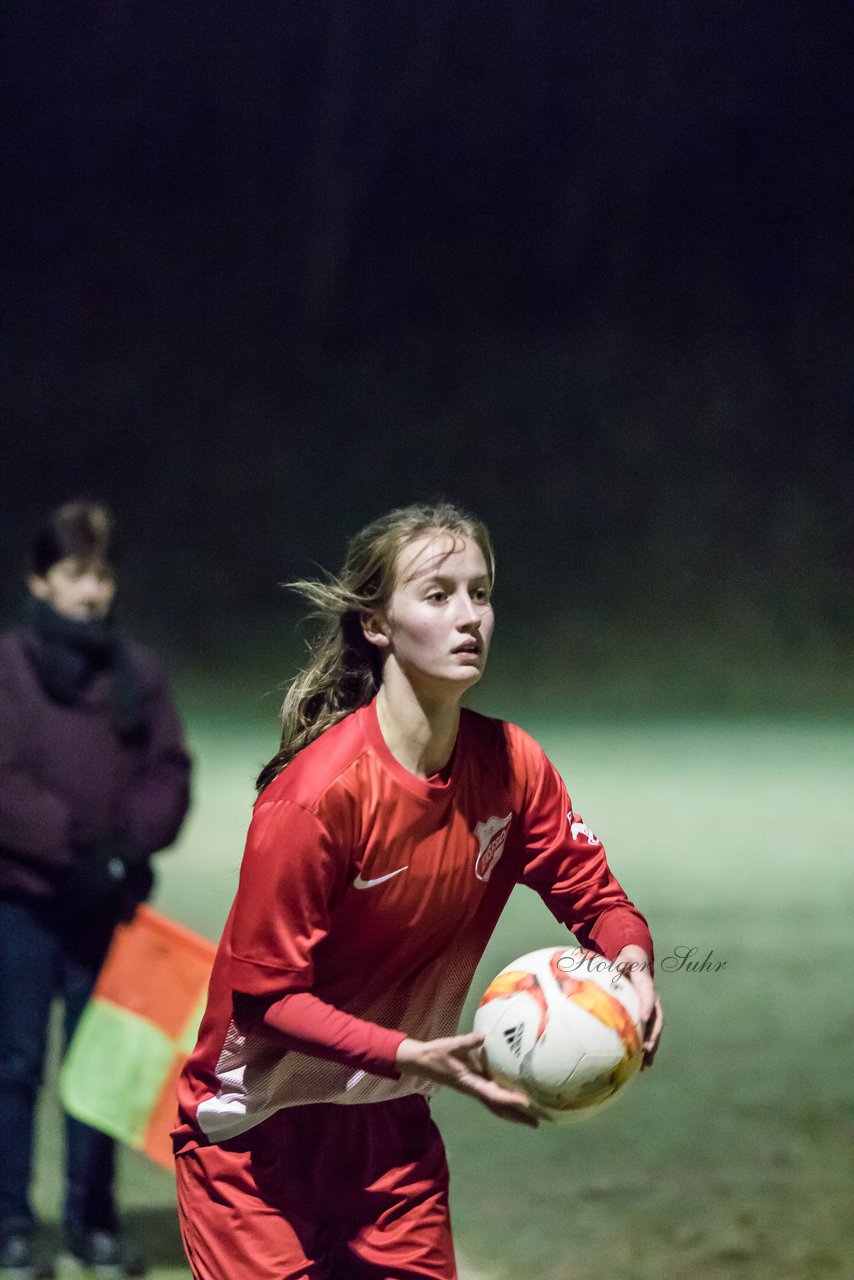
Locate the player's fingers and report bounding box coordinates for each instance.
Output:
[481,1085,540,1126]
[482,1080,531,1109]
[627,968,655,1026]
[446,1030,484,1053]
[443,1031,489,1074]
[642,997,664,1069]
[459,1069,532,1113]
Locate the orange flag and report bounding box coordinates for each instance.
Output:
[60,905,215,1168]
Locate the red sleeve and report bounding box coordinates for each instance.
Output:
[517,741,654,964]
[235,990,405,1079]
[228,797,346,996]
[227,796,405,1075]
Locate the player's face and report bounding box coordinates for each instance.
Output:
[28,556,117,622]
[379,533,494,692]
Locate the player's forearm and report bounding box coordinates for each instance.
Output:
[233,989,406,1079]
[575,902,654,968]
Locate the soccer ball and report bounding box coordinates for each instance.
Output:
[473,946,644,1122]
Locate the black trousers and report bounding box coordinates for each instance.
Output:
[0,896,116,1236]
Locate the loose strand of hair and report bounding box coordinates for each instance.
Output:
[256,589,380,790]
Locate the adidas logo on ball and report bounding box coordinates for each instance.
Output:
[502,1024,525,1057]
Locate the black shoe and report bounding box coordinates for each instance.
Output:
[66,1231,145,1277]
[0,1232,54,1279]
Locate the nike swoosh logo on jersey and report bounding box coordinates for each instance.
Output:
[353,866,409,890]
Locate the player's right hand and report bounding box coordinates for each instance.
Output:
[396,1031,539,1127]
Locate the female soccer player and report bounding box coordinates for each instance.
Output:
[174,503,662,1280]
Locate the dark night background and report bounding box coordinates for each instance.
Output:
[2,2,851,713]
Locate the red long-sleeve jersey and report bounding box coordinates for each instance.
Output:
[174,699,652,1152]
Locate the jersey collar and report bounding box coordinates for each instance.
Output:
[359,697,463,802]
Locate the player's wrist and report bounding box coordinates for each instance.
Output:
[395,1037,423,1068]
[613,944,651,972]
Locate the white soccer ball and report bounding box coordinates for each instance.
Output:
[473,946,644,1122]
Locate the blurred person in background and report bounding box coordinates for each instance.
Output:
[173,502,662,1280]
[0,501,191,1279]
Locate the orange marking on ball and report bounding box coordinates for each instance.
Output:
[567,981,641,1056]
[479,970,549,1040]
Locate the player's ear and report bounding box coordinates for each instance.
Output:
[361,610,391,649]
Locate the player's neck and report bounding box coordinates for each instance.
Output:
[375,677,461,779]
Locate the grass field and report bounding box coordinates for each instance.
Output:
[33,708,853,1279]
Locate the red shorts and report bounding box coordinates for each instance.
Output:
[175,1095,457,1280]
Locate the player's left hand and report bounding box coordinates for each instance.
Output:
[613,944,663,1069]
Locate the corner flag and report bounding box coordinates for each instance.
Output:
[60,905,216,1168]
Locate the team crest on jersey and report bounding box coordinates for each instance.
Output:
[568,813,599,845]
[474,813,512,881]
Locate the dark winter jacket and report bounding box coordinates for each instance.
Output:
[0,625,191,902]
